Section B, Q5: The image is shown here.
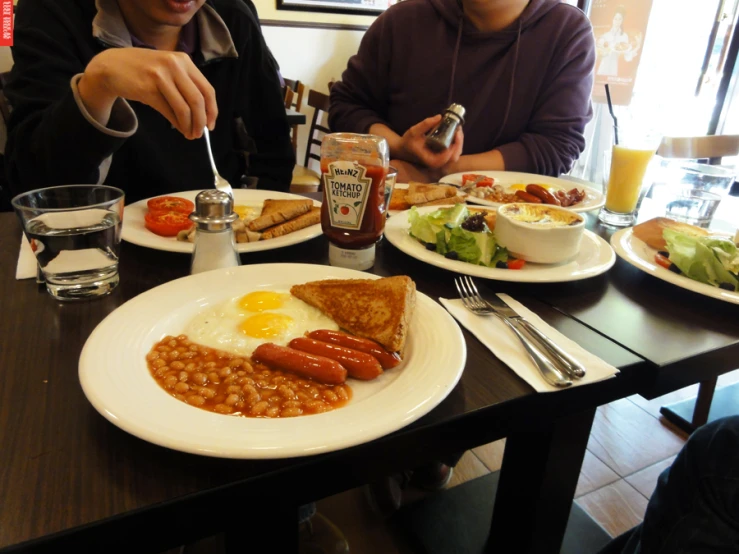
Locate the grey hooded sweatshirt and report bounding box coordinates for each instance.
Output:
[329,0,596,176]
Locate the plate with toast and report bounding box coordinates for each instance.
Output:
[388,182,467,214]
[612,218,739,305]
[122,189,322,254]
[79,264,467,458]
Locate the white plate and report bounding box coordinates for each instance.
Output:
[385,207,616,282]
[611,228,739,305]
[79,263,467,459]
[439,171,604,213]
[121,190,322,254]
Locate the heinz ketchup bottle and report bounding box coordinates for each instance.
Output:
[320,133,389,270]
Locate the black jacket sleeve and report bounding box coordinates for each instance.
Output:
[233,7,294,191]
[5,0,136,196]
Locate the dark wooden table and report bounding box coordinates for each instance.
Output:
[0,195,737,554]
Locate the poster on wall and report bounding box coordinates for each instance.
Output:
[277,0,399,16]
[590,0,654,106]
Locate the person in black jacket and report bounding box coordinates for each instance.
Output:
[5,0,294,202]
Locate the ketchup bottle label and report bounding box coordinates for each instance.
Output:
[324,161,372,231]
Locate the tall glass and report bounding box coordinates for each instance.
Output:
[12,185,125,301]
[599,130,661,227]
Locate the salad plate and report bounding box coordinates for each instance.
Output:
[439,171,604,213]
[612,228,739,305]
[385,206,616,283]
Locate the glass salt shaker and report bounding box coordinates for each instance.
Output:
[425,103,466,153]
[189,190,240,275]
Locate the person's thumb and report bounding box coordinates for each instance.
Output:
[410,114,442,137]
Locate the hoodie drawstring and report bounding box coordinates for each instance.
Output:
[447,13,464,107]
[490,19,522,146]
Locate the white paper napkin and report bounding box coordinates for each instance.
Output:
[16,236,38,280]
[440,294,619,393]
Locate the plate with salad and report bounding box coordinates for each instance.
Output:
[612,217,739,305]
[439,171,604,213]
[384,204,615,282]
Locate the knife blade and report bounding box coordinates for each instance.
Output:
[482,295,586,379]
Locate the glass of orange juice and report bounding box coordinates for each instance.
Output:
[598,130,661,227]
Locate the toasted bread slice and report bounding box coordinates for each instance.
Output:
[248,199,313,231]
[290,276,416,353]
[406,182,457,205]
[260,207,320,240]
[418,195,466,208]
[632,217,710,250]
[388,188,410,211]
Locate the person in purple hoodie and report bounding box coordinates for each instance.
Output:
[330,0,596,183]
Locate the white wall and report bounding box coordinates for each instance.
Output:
[262,26,365,168]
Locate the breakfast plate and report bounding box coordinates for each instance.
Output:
[439,171,604,213]
[385,207,616,282]
[79,263,467,459]
[122,189,322,254]
[611,228,739,305]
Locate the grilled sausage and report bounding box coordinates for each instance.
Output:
[251,343,347,385]
[306,330,401,369]
[289,337,383,380]
[515,190,543,203]
[526,184,561,205]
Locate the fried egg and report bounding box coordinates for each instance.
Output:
[184,290,339,356]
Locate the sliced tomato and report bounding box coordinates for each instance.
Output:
[147,196,195,215]
[507,259,526,270]
[655,253,672,270]
[145,211,193,237]
[475,177,495,188]
[462,174,480,186]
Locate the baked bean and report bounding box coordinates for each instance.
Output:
[192,372,207,386]
[281,407,303,418]
[148,336,351,419]
[251,401,269,415]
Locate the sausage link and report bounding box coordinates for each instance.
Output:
[251,343,347,385]
[306,329,401,369]
[289,337,383,380]
[526,184,561,205]
[515,190,543,203]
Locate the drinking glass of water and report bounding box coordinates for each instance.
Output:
[12,185,125,301]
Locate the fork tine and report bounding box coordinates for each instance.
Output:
[465,276,485,307]
[454,277,472,310]
[461,275,483,310]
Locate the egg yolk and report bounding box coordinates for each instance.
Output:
[238,291,286,312]
[239,313,294,338]
[233,205,253,220]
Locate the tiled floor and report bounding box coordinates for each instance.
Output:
[313,371,739,553]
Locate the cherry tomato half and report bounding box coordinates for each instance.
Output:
[144,211,193,237]
[654,253,672,270]
[507,259,526,270]
[147,196,195,215]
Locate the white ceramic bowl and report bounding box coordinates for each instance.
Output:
[495,203,585,264]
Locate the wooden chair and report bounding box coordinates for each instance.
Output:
[283,85,294,110]
[290,88,331,193]
[283,78,306,156]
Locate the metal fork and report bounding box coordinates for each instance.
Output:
[462,276,586,380]
[454,276,572,388]
[203,127,233,198]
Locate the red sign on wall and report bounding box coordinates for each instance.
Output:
[0,0,13,47]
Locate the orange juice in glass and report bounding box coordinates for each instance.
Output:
[599,131,660,227]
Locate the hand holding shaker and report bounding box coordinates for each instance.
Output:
[425,104,465,153]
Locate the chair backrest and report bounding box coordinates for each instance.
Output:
[283,85,294,110]
[304,88,331,169]
[658,135,739,164]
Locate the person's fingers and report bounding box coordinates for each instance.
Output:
[408,114,442,137]
[156,73,195,139]
[146,90,182,134]
[449,129,464,163]
[173,68,207,139]
[186,63,218,131]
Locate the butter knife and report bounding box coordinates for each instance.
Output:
[483,295,586,379]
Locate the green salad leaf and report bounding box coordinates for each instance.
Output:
[664,229,738,290]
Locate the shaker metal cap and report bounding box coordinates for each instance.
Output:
[447,103,466,123]
[189,189,238,230]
